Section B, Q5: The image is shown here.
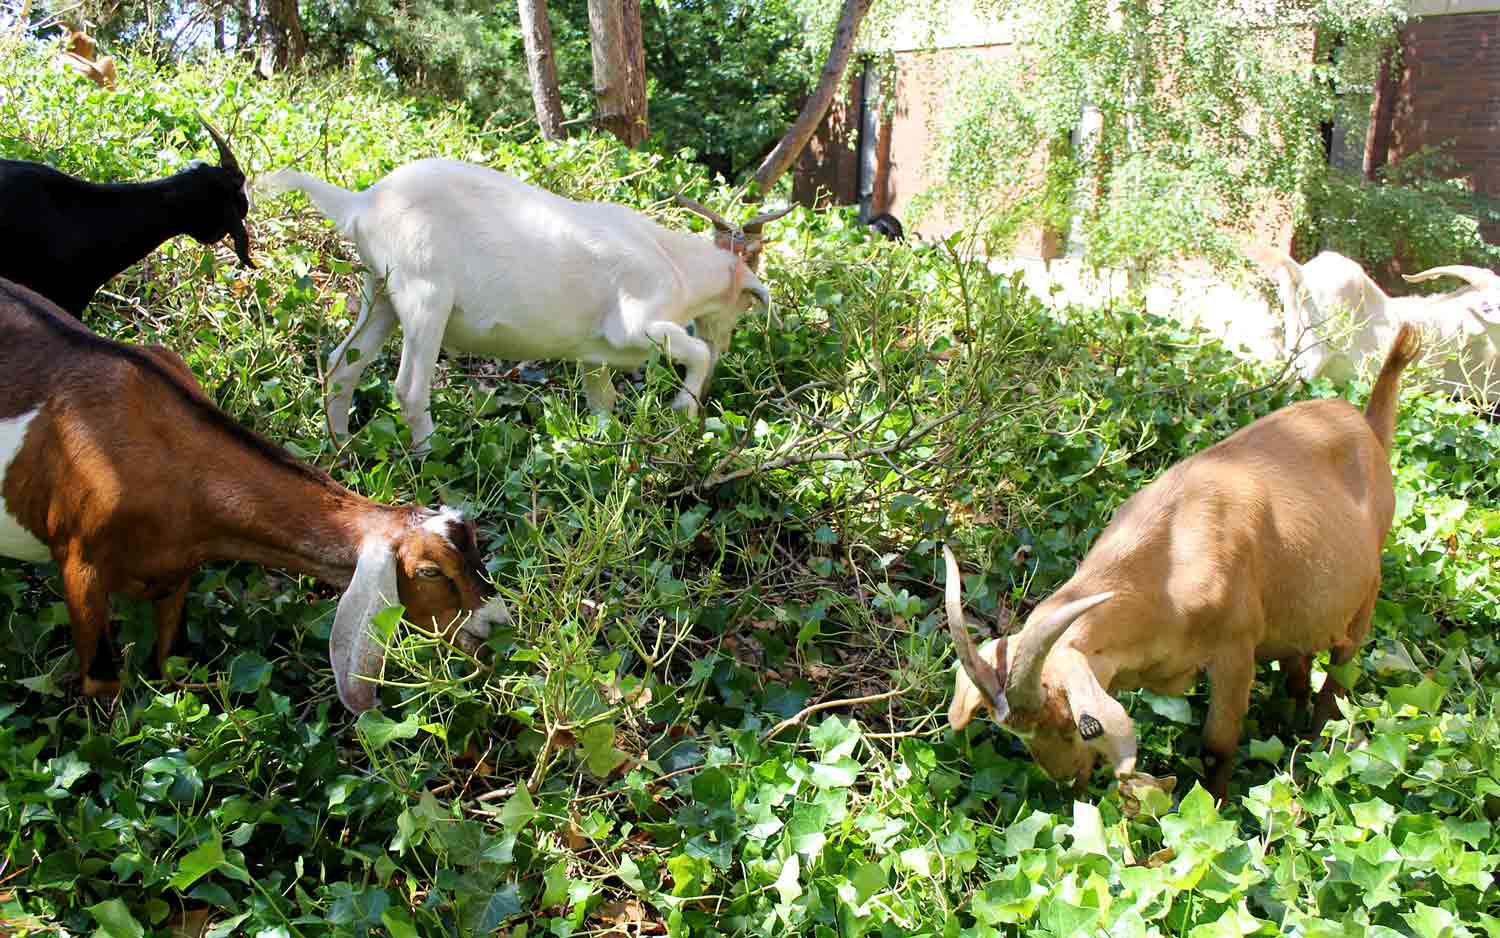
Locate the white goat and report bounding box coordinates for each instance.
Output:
[1263,249,1500,403]
[256,160,777,447]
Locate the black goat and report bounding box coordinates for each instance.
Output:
[0,117,253,317]
[867,212,905,241]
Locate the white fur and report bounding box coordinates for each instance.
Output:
[1271,252,1500,403]
[256,159,773,448]
[0,409,50,563]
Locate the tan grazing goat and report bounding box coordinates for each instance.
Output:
[0,278,508,712]
[946,324,1422,800]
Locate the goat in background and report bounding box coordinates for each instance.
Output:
[0,278,507,713]
[257,160,782,449]
[0,117,254,317]
[1261,249,1500,406]
[946,325,1422,801]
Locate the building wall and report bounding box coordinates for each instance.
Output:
[1382,7,1500,238]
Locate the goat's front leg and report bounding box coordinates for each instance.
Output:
[582,365,618,414]
[326,279,398,439]
[1202,651,1255,802]
[642,321,713,417]
[59,553,119,698]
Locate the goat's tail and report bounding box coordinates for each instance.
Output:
[255,169,364,237]
[1363,323,1422,454]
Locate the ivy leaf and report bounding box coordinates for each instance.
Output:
[89,899,145,938]
[47,751,92,794]
[167,834,225,891]
[357,711,420,750]
[809,757,860,789]
[809,716,862,760]
[852,861,886,904]
[773,854,801,905]
[580,721,628,777]
[498,786,536,833]
[1388,678,1446,714]
[1141,691,1193,723]
[227,651,272,694]
[380,908,419,938]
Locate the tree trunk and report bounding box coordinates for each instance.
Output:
[749,0,875,197]
[214,10,225,52]
[587,0,649,147]
[1363,39,1400,181]
[263,0,306,71]
[519,0,566,141]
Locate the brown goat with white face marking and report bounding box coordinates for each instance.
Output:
[0,278,508,712]
[946,325,1422,800]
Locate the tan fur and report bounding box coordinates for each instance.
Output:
[949,325,1421,799]
[0,278,498,704]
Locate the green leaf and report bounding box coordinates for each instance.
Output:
[89,899,145,938]
[48,751,92,793]
[1004,811,1051,856]
[617,855,646,893]
[773,854,801,905]
[1248,737,1285,764]
[1141,691,1193,723]
[1388,678,1446,714]
[580,721,628,777]
[1402,904,1459,938]
[809,757,860,788]
[1068,800,1109,857]
[541,861,570,910]
[227,651,272,694]
[168,835,225,891]
[356,710,420,750]
[381,908,419,938]
[498,786,536,833]
[808,716,861,760]
[852,861,886,904]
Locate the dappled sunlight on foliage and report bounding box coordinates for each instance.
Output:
[1,38,1498,937]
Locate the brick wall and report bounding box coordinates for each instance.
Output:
[1382,11,1500,238]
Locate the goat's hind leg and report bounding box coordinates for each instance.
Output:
[326,275,398,440]
[153,579,191,678]
[390,279,454,452]
[1311,594,1377,739]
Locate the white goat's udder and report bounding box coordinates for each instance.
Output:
[0,409,51,563]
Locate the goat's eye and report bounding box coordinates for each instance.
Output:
[416,565,445,579]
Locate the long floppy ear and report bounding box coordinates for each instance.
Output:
[1055,647,1137,776]
[949,638,1006,730]
[330,540,401,713]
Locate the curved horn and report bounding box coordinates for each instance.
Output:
[1402,265,1500,292]
[943,545,1009,723]
[198,113,241,174]
[742,204,794,234]
[673,193,735,233]
[1004,591,1114,714]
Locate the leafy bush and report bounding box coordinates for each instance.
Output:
[1300,152,1500,288]
[2,39,1499,938]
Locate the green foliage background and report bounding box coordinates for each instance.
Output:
[2,39,1500,938]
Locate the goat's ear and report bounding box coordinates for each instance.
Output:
[330,540,401,713]
[949,638,1005,730]
[1057,648,1137,775]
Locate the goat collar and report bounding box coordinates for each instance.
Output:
[722,254,747,306]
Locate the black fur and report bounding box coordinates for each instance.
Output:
[867,212,905,241]
[0,154,252,317]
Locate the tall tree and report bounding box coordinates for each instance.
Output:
[261,0,305,71]
[519,0,566,140]
[586,0,648,147]
[749,0,874,196]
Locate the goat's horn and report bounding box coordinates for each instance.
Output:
[1402,265,1500,292]
[1005,590,1114,713]
[742,204,794,234]
[198,113,241,174]
[673,193,736,233]
[943,545,1009,722]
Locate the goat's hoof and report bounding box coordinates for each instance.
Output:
[80,675,122,698]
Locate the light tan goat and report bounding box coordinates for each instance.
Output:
[946,324,1421,800]
[0,278,508,712]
